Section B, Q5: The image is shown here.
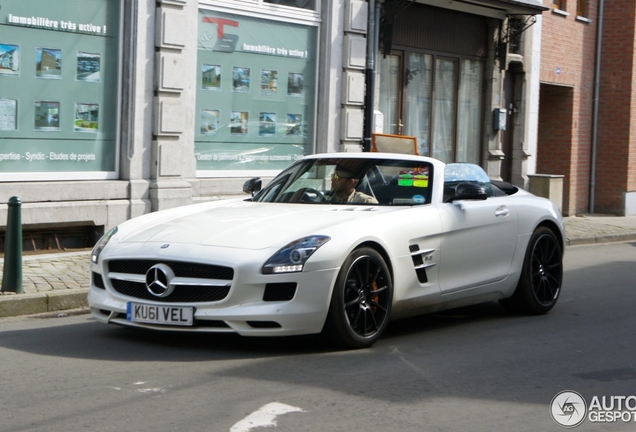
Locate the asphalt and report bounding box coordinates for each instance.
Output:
[1,214,636,319]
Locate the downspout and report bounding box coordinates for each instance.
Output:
[363,0,377,151]
[589,0,605,214]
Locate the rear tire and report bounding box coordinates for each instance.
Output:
[323,247,393,349]
[500,226,563,314]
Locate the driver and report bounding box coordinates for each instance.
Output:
[329,166,378,204]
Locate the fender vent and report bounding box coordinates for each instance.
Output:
[409,244,431,283]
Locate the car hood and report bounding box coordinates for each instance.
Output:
[119,201,390,250]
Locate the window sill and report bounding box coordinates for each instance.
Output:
[576,16,592,23]
[551,8,569,17]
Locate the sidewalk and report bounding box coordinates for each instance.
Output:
[1,214,636,319]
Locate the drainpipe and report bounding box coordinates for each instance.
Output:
[363,0,377,151]
[589,0,605,214]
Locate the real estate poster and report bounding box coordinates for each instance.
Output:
[0,0,121,178]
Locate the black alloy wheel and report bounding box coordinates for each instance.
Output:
[324,247,393,349]
[500,226,563,314]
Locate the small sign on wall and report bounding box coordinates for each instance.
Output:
[493,108,507,131]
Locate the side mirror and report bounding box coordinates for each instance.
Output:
[242,177,262,197]
[452,182,488,201]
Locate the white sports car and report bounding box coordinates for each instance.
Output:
[88,153,565,348]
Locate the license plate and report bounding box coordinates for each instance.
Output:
[127,303,194,326]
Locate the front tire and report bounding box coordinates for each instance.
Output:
[500,226,563,314]
[324,247,393,349]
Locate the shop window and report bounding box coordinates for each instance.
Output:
[226,0,319,11]
[196,8,318,175]
[0,0,121,181]
[264,0,317,10]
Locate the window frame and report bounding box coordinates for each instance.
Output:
[553,0,566,11]
[576,0,589,18]
[379,48,485,165]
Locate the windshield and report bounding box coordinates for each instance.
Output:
[252,157,434,206]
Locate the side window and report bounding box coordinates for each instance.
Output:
[443,163,500,201]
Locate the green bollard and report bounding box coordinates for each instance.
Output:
[2,196,23,293]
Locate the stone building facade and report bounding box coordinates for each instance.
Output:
[0,0,548,250]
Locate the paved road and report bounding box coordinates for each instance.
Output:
[2,214,636,316]
[1,241,635,431]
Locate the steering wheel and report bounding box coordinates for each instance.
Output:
[294,187,326,203]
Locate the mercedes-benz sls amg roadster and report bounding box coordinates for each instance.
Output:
[88,153,565,348]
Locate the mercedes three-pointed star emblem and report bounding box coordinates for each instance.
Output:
[145,263,176,297]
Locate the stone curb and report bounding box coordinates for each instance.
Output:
[0,289,88,319]
[566,232,636,246]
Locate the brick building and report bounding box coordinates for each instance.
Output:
[539,0,636,216]
[595,0,636,216]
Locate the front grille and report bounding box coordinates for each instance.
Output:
[108,260,234,280]
[111,279,230,303]
[105,259,233,303]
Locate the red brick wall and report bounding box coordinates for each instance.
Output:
[539,1,599,215]
[595,0,636,214]
[537,84,573,210]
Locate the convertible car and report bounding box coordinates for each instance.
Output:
[88,153,565,348]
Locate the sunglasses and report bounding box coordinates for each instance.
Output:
[331,173,352,181]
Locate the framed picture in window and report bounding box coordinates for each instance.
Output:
[0,99,18,131]
[260,70,278,94]
[201,109,220,135]
[232,67,250,93]
[287,72,304,96]
[0,44,20,76]
[76,52,101,82]
[230,111,249,134]
[34,100,60,131]
[286,113,303,136]
[36,48,62,79]
[259,112,276,137]
[74,103,99,132]
[202,64,221,91]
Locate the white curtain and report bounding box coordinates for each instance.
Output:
[379,54,483,164]
[458,59,483,164]
[405,53,432,155]
[432,59,457,162]
[379,55,400,135]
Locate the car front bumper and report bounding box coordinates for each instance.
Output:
[88,244,340,337]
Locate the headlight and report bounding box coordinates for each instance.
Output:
[262,235,330,274]
[91,226,118,264]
